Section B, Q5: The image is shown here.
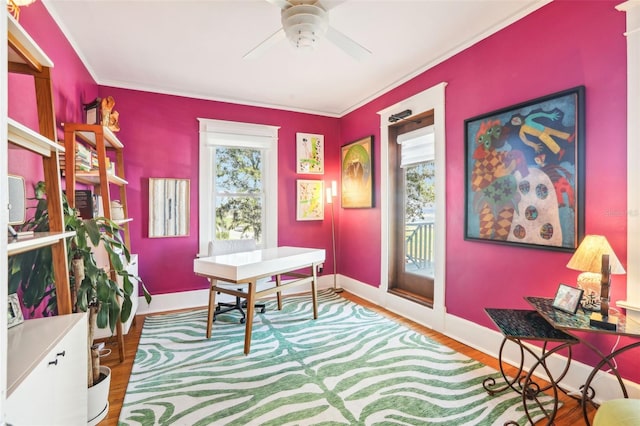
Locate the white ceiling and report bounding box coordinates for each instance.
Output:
[43,0,548,117]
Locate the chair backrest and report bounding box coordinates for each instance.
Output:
[208,239,257,256]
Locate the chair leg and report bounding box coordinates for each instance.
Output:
[214,290,266,323]
[213,293,247,323]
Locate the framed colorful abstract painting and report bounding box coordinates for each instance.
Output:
[464,86,585,252]
[341,136,373,208]
[296,133,324,174]
[296,179,324,221]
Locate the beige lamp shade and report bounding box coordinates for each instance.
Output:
[566,235,625,275]
[567,235,625,311]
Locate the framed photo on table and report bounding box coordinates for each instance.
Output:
[552,283,583,314]
[464,86,584,252]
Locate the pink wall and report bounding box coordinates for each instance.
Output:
[8,1,98,186]
[341,0,633,377]
[342,0,627,327]
[98,87,341,295]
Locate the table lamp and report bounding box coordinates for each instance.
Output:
[566,235,625,330]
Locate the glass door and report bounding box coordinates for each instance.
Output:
[389,112,436,305]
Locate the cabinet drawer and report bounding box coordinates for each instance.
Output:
[6,314,87,425]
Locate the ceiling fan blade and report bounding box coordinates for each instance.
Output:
[243,28,286,60]
[317,0,347,11]
[265,0,294,10]
[325,26,371,61]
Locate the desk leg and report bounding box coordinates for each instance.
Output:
[275,274,283,311]
[311,264,318,320]
[243,280,257,355]
[206,279,217,339]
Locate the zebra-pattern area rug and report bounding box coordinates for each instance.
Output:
[119,290,553,425]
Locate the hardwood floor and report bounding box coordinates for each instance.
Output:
[98,291,596,425]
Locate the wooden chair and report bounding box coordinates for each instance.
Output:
[207,239,266,324]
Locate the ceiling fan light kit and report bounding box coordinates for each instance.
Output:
[282,4,329,50]
[244,0,370,60]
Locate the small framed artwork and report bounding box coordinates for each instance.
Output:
[296,179,324,221]
[8,293,24,328]
[552,283,584,314]
[341,135,373,208]
[296,133,324,174]
[149,178,190,238]
[83,98,101,125]
[464,86,584,252]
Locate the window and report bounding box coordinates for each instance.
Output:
[198,119,279,255]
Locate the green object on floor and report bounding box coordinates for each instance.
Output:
[593,398,640,426]
[119,290,559,426]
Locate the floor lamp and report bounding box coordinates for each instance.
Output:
[326,181,342,293]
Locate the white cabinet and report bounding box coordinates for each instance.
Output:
[5,314,87,425]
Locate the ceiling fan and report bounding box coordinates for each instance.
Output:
[244,0,371,60]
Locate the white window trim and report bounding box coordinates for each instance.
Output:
[377,82,447,332]
[616,1,640,321]
[197,118,279,256]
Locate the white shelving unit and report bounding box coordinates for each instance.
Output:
[3,13,86,424]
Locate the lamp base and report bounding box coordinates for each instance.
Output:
[577,272,603,310]
[589,312,618,331]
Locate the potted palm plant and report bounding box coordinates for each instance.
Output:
[8,181,151,423]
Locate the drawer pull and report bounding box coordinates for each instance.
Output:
[48,350,67,366]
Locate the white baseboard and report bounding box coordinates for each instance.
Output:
[136,274,335,315]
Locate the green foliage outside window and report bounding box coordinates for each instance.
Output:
[405,160,435,223]
[215,147,264,242]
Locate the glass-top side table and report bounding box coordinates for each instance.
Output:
[526,296,640,337]
[526,296,640,425]
[486,308,579,342]
[484,308,578,425]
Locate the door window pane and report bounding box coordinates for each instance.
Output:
[404,160,435,278]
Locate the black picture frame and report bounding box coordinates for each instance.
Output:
[552,283,584,314]
[83,98,101,125]
[464,86,585,252]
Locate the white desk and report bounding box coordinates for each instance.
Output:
[193,246,326,354]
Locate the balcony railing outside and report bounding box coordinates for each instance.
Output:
[405,221,434,276]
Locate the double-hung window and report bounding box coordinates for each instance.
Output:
[198,119,279,255]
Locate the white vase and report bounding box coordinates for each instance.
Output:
[87,366,111,425]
